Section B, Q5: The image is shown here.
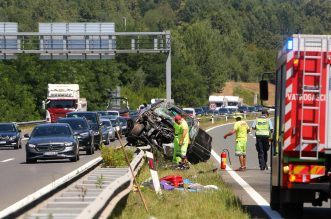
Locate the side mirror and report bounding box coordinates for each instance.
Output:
[259,80,269,101]
[42,100,46,110]
[24,134,29,138]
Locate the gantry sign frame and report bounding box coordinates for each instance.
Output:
[0,23,172,100]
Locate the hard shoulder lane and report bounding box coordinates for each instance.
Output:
[209,122,272,218]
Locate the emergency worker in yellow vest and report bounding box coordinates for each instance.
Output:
[252,109,273,170]
[224,113,250,171]
[173,115,190,164]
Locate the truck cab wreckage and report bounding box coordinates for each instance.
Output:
[127,101,212,164]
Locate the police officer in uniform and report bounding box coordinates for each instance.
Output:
[252,109,273,170]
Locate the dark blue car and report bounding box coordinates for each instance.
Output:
[57,117,95,155]
[66,112,103,149]
[0,123,21,149]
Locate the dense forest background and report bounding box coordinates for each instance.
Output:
[1,0,331,121]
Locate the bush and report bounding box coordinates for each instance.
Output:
[100,145,134,167]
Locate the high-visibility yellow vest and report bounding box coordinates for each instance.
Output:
[255,118,270,136]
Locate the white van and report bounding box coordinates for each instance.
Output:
[182,107,196,118]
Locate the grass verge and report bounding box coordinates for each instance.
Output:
[109,161,250,219]
[108,114,259,219]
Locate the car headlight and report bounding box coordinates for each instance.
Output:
[28,144,36,148]
[64,142,74,147]
[9,136,16,141]
[80,132,89,137]
[94,131,99,135]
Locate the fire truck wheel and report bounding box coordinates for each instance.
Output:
[280,201,303,218]
[270,186,280,210]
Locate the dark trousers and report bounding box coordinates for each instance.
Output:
[255,136,270,169]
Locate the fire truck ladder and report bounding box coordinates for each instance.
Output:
[299,38,323,160]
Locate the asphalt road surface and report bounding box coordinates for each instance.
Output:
[0,138,124,211]
[209,122,331,219]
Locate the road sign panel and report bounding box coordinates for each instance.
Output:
[39,23,115,60]
[0,22,18,59]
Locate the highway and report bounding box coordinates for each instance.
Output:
[0,138,122,211]
[2,122,331,218]
[210,122,331,219]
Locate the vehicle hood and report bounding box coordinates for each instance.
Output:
[89,123,99,131]
[28,136,75,145]
[73,129,90,135]
[0,132,17,137]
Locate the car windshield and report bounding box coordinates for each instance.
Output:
[129,111,138,116]
[184,110,193,114]
[97,111,107,116]
[0,124,15,132]
[154,107,173,120]
[118,118,127,125]
[32,126,71,137]
[228,102,238,106]
[68,113,97,124]
[195,109,203,113]
[219,108,228,113]
[48,100,75,108]
[107,111,119,116]
[110,119,118,126]
[102,120,112,127]
[59,120,87,130]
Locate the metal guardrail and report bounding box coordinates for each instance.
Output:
[78,149,145,219]
[1,148,146,219]
[0,157,102,219]
[16,120,47,126]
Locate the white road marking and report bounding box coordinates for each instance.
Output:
[207,124,282,219]
[1,158,14,163]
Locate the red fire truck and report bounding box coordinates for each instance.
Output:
[260,34,331,217]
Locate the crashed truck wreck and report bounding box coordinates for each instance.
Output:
[127,101,212,163]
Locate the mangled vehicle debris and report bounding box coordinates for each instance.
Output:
[127,101,212,163]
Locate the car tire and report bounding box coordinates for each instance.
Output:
[105,134,110,145]
[26,157,36,163]
[70,154,79,162]
[13,143,19,150]
[86,145,93,155]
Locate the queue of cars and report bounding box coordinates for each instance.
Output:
[0,109,133,164]
[184,105,265,117]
